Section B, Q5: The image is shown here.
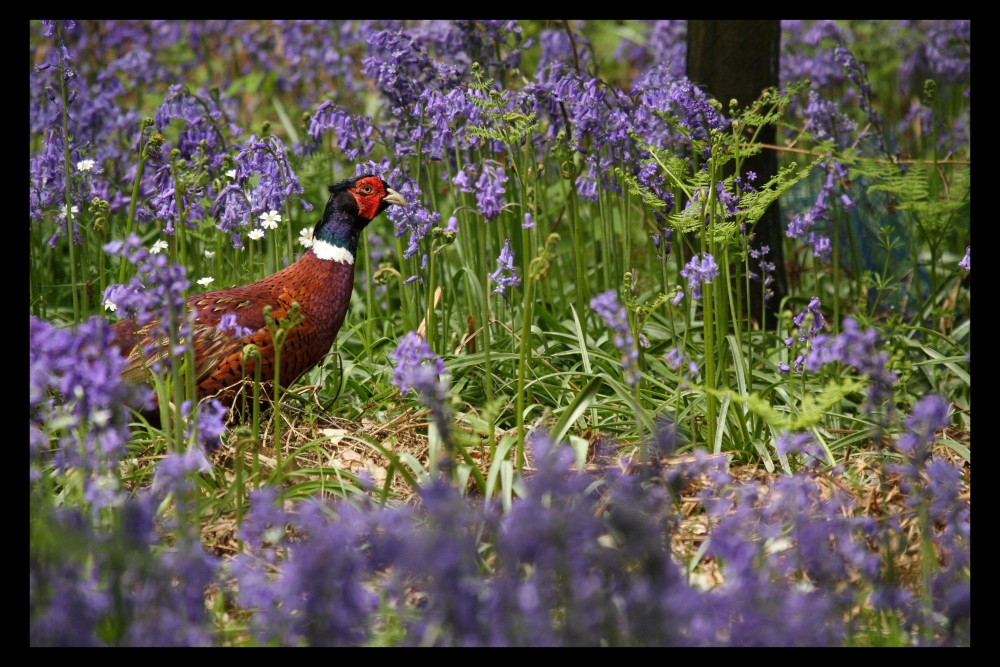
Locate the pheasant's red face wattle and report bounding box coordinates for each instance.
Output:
[351,176,393,221]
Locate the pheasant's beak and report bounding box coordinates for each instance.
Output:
[384,188,408,208]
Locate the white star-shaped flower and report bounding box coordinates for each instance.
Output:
[76,159,96,172]
[149,239,168,254]
[197,277,215,287]
[298,227,314,248]
[259,210,281,230]
[248,229,265,241]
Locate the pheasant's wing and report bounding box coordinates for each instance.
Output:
[188,281,286,331]
[111,280,302,399]
[111,317,254,389]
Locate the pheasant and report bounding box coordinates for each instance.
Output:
[111,174,406,414]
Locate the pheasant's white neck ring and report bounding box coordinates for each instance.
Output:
[311,238,355,264]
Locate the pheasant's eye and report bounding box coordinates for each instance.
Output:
[360,185,373,194]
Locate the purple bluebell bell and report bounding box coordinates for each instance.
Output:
[958,246,970,271]
[489,238,521,299]
[680,252,719,300]
[591,290,640,387]
[475,162,508,221]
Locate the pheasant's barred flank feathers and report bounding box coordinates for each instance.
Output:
[110,175,406,413]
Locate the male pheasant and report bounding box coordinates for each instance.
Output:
[111,174,406,413]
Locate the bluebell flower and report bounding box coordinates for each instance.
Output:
[959,246,970,271]
[391,331,446,395]
[793,296,826,343]
[664,346,700,388]
[30,315,135,511]
[475,162,508,221]
[801,89,858,145]
[785,160,848,262]
[180,398,228,453]
[152,444,212,496]
[748,244,776,300]
[679,252,719,300]
[591,290,640,387]
[103,235,191,374]
[489,238,521,299]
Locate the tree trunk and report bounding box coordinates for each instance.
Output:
[686,20,786,329]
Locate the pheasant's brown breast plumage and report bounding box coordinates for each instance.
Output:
[194,252,355,402]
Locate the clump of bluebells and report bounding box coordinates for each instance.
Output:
[220,425,964,646]
[30,312,221,647]
[806,316,899,408]
[215,134,309,248]
[30,318,969,645]
[785,160,851,262]
[30,316,135,507]
[31,493,219,647]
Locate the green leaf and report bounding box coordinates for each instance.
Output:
[551,375,604,444]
